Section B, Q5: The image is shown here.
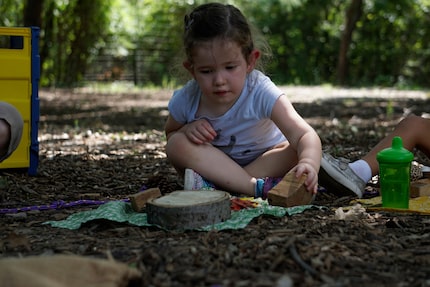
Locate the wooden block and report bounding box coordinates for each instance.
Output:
[129,188,161,212]
[422,171,430,179]
[410,178,430,198]
[78,193,101,199]
[267,171,313,207]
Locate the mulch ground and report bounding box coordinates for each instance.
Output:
[1,87,430,286]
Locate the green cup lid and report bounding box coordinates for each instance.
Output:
[376,136,413,163]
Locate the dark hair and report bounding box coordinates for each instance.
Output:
[183,3,254,63]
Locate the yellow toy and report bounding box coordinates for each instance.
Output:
[0,27,40,175]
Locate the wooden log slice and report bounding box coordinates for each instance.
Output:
[146,190,231,230]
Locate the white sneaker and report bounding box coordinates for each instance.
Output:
[319,153,366,198]
[184,168,216,191]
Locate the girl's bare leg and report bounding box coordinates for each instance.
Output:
[243,141,298,178]
[362,114,430,176]
[166,133,298,196]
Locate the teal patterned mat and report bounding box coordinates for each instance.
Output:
[44,200,321,231]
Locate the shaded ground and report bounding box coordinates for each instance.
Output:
[1,86,430,286]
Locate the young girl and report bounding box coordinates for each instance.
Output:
[164,3,322,200]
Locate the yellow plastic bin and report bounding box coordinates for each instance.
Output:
[0,27,40,175]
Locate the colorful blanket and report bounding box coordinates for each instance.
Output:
[44,199,320,231]
[352,196,430,215]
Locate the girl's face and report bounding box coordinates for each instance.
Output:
[184,38,259,109]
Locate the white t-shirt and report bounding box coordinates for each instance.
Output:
[168,70,287,166]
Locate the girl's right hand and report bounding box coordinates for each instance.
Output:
[181,119,217,144]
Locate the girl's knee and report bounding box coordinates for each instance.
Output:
[165,132,197,159]
[399,114,422,129]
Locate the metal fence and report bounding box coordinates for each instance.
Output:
[84,37,179,86]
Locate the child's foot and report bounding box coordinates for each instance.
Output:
[255,177,282,199]
[184,168,216,190]
[318,153,366,198]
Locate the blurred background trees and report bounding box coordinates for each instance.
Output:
[1,0,429,88]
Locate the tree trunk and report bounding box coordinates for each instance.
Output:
[39,1,55,84]
[146,190,231,230]
[337,0,363,86]
[23,0,44,28]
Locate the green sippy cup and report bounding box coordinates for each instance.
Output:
[377,136,414,209]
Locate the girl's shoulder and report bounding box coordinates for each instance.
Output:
[247,69,268,83]
[171,80,201,103]
[175,79,200,95]
[246,70,280,96]
[247,70,276,89]
[168,80,201,122]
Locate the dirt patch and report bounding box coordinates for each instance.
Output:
[1,87,430,286]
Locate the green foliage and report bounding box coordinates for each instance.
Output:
[238,0,344,84]
[348,0,426,86]
[1,0,112,87]
[239,0,430,87]
[134,0,190,85]
[1,0,430,87]
[42,0,112,86]
[0,0,23,26]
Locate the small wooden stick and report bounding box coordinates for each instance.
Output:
[267,171,313,207]
[78,193,101,199]
[129,187,162,212]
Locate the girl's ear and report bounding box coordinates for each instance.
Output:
[183,61,195,77]
[247,49,261,73]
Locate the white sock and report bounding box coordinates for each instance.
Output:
[349,160,372,183]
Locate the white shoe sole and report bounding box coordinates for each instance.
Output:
[319,157,363,198]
